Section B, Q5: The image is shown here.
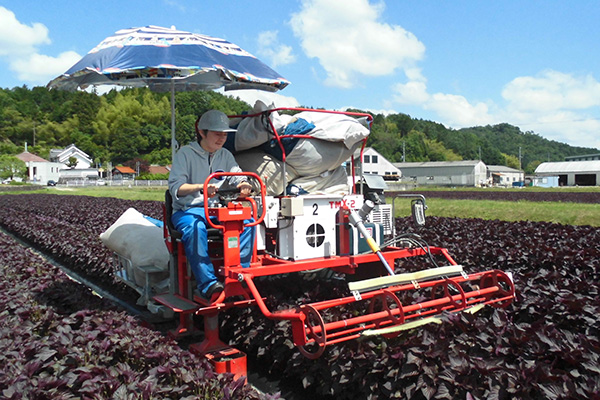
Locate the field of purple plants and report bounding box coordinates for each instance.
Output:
[0,231,266,399]
[0,193,599,399]
[389,190,600,204]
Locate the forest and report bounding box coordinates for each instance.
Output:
[1,85,597,175]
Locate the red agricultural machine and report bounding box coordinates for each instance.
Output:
[111,108,515,378]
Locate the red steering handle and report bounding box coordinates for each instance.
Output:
[202,171,266,230]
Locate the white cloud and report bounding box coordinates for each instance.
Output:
[391,80,494,127]
[0,7,82,85]
[0,7,50,56]
[290,0,425,88]
[256,30,296,68]
[389,68,600,149]
[502,70,600,112]
[11,51,81,83]
[392,81,429,105]
[495,71,600,148]
[522,112,600,150]
[426,93,495,127]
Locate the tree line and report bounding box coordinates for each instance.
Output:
[0,86,597,178]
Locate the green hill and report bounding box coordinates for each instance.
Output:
[1,86,597,174]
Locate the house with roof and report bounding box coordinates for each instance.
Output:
[148,165,171,175]
[112,166,137,180]
[486,165,524,186]
[348,147,401,180]
[47,144,100,184]
[393,160,487,187]
[49,144,93,169]
[15,145,64,185]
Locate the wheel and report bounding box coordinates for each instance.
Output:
[368,290,404,338]
[297,305,326,359]
[431,279,467,311]
[479,270,515,308]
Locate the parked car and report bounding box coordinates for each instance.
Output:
[96,179,106,186]
[47,180,57,186]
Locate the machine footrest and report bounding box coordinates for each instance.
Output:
[153,293,199,313]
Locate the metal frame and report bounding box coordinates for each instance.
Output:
[153,108,516,360]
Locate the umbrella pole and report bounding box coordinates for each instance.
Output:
[171,81,177,162]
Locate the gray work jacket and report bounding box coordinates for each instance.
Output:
[168,141,244,212]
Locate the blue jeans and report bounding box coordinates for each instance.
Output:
[172,207,255,297]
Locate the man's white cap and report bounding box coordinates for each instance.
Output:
[197,110,236,132]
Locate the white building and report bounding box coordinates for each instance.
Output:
[47,144,100,183]
[49,144,93,169]
[535,161,600,186]
[350,147,401,180]
[16,149,63,185]
[393,160,487,187]
[531,176,559,188]
[487,165,524,186]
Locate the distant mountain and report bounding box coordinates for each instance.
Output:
[368,114,598,173]
[1,86,596,174]
[458,123,598,167]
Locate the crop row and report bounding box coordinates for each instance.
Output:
[221,217,600,399]
[388,190,600,204]
[0,230,266,399]
[1,193,599,399]
[0,194,163,302]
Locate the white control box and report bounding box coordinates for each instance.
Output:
[277,194,363,261]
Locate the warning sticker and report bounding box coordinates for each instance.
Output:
[228,237,239,248]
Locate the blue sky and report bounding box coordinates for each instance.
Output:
[1,0,599,150]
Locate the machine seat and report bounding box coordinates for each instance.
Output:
[164,190,221,242]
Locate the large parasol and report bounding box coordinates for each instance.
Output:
[48,25,289,159]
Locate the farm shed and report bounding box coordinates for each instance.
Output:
[148,165,171,175]
[487,165,524,186]
[535,160,600,186]
[393,160,487,187]
[58,168,101,183]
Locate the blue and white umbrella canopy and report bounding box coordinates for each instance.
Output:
[48,25,289,159]
[48,25,289,92]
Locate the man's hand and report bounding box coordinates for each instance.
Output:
[206,183,218,197]
[237,182,252,198]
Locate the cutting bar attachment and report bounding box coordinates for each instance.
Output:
[292,268,515,359]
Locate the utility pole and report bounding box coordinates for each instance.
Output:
[402,141,406,162]
[519,147,522,170]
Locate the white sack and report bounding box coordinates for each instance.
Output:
[235,149,299,196]
[293,111,370,148]
[290,165,350,195]
[284,138,361,176]
[234,100,293,152]
[100,208,169,271]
